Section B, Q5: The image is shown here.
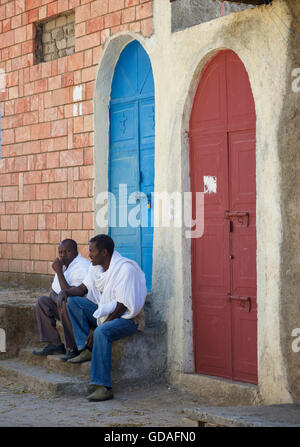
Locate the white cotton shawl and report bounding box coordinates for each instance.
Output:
[51,253,90,294]
[92,250,147,324]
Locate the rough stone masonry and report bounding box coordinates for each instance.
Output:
[36,13,75,63]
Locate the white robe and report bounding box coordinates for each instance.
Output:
[92,251,147,324]
[51,253,90,294]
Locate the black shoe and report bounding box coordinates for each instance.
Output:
[32,343,66,356]
[59,348,80,362]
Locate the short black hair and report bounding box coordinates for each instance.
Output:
[89,234,114,255]
[60,239,78,253]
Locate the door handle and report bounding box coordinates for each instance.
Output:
[147,192,152,209]
[133,192,152,209]
[227,294,252,312]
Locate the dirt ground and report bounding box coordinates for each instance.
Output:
[0,376,204,427]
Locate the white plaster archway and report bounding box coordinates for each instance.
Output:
[93,32,150,234]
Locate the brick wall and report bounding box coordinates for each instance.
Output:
[0,0,153,277]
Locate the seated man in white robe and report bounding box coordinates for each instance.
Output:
[58,234,146,401]
[33,239,91,362]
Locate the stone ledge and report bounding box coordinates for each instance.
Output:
[183,404,300,427]
[0,272,52,289]
[19,325,167,386]
[174,372,262,406]
[0,358,89,397]
[0,291,167,388]
[0,301,40,359]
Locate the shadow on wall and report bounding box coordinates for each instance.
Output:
[171,0,254,32]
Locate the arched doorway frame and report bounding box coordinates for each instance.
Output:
[93,32,154,235]
[179,47,265,383]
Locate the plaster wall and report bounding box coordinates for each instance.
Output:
[171,0,252,31]
[93,0,299,403]
[277,0,300,403]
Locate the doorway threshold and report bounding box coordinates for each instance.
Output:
[176,372,262,406]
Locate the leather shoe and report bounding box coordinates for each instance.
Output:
[32,343,66,356]
[68,348,92,363]
[87,385,113,401]
[60,348,80,362]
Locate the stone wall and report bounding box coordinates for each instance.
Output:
[36,13,75,63]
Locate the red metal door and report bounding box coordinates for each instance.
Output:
[190,50,257,384]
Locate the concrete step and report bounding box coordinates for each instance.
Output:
[0,300,40,358]
[182,405,300,427]
[0,358,90,397]
[0,290,167,386]
[177,372,261,406]
[21,325,166,387]
[19,348,90,379]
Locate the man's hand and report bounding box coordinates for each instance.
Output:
[57,290,68,310]
[52,257,64,274]
[86,329,95,351]
[104,302,127,323]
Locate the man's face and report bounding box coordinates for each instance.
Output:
[89,241,106,266]
[58,243,75,266]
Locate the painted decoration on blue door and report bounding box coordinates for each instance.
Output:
[109,40,155,291]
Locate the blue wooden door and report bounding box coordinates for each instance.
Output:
[109,40,155,290]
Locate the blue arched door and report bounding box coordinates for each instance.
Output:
[109,40,155,290]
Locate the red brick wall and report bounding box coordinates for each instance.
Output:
[0,0,153,276]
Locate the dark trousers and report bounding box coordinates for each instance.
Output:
[35,289,76,350]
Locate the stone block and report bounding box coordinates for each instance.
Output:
[67,36,75,48]
[56,38,67,50]
[44,42,56,55]
[66,48,74,56]
[44,20,56,32]
[67,13,75,24]
[55,15,67,27]
[41,32,51,43]
[64,24,75,36]
[43,54,52,62]
[52,28,64,41]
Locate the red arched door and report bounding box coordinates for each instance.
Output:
[190,50,257,384]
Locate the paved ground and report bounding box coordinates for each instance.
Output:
[0,376,204,427]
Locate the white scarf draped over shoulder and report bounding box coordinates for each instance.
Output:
[93,251,147,323]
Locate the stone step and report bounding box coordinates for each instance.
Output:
[21,325,166,387]
[0,300,40,359]
[182,405,300,427]
[19,347,90,379]
[0,291,167,386]
[0,358,90,397]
